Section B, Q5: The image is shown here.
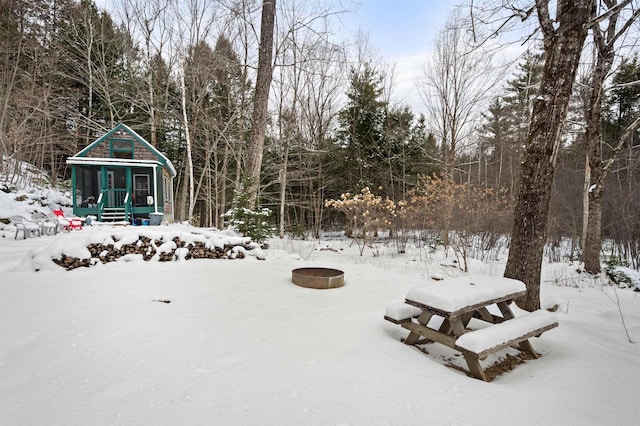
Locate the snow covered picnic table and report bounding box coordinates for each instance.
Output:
[384,275,558,381]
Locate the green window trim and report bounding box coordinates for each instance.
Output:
[109,139,135,158]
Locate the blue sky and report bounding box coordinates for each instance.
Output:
[343,0,455,57]
[337,0,457,112]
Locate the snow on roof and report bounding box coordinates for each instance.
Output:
[72,123,177,177]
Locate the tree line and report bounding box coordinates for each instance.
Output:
[2,0,640,301]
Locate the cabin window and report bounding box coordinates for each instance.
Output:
[163,175,173,204]
[76,166,100,207]
[110,139,134,159]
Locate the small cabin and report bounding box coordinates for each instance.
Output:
[67,123,176,223]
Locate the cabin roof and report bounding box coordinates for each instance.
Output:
[69,123,176,177]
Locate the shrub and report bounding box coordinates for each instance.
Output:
[224,183,274,243]
[605,256,640,290]
[325,187,395,256]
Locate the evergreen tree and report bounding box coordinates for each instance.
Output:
[383,108,440,197]
[224,177,274,243]
[479,98,511,189]
[606,56,640,126]
[146,52,181,164]
[382,105,415,198]
[336,64,387,190]
[209,35,252,227]
[478,52,543,194]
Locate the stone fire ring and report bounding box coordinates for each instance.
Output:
[291,267,345,289]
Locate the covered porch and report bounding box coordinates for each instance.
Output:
[69,158,165,223]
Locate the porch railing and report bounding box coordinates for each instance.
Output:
[123,193,130,221]
[97,188,131,222]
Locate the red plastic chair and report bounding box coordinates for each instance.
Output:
[53,209,83,231]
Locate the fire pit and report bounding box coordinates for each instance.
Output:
[291,267,345,289]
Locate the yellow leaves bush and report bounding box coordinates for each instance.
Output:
[325,176,512,243]
[325,187,396,239]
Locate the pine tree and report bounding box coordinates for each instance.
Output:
[337,64,387,190]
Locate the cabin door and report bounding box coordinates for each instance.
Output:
[98,170,116,206]
[133,174,151,207]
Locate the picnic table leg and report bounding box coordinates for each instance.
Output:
[449,317,467,337]
[475,307,499,323]
[516,340,540,358]
[496,301,515,320]
[497,301,539,358]
[438,318,452,335]
[461,311,475,328]
[450,316,490,381]
[404,310,433,345]
[462,352,488,381]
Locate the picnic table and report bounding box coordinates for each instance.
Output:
[384,275,558,381]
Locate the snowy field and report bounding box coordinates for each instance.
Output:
[1,177,639,425]
[1,221,638,426]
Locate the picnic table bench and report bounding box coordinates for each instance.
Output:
[384,275,558,381]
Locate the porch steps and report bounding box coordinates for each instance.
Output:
[101,207,127,222]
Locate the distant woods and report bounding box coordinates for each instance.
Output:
[1,0,639,274]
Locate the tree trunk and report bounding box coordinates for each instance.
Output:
[504,0,593,311]
[585,115,640,270]
[582,85,607,274]
[580,0,640,274]
[278,159,287,238]
[179,68,195,222]
[219,139,230,228]
[584,183,604,273]
[147,38,156,147]
[583,78,607,274]
[247,0,276,207]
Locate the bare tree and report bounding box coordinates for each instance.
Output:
[247,0,276,207]
[270,0,347,237]
[419,10,501,182]
[118,0,173,147]
[172,0,219,222]
[504,1,595,311]
[0,0,36,169]
[581,0,640,274]
[419,10,502,246]
[214,0,262,225]
[296,41,344,238]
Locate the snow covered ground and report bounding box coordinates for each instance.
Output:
[1,186,639,425]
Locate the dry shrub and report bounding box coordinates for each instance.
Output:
[325,178,511,262]
[325,187,396,256]
[401,175,512,268]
